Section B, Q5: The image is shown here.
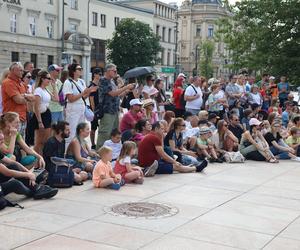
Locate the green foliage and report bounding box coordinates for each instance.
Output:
[216,0,300,84]
[107,18,161,76]
[199,40,215,79]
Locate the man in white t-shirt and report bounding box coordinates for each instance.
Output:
[142,75,155,99]
[184,76,203,115]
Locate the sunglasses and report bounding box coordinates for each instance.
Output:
[44,77,51,80]
[76,68,83,71]
[26,75,32,79]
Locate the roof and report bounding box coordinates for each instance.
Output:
[95,0,153,14]
[192,0,222,4]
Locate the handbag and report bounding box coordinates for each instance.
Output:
[47,157,74,188]
[224,151,245,163]
[70,79,95,122]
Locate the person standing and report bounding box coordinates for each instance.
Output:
[225,74,241,108]
[184,76,203,115]
[63,63,97,147]
[96,64,135,148]
[46,64,64,123]
[89,68,102,150]
[278,76,290,108]
[2,62,35,137]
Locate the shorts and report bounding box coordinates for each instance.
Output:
[156,159,173,174]
[32,109,52,129]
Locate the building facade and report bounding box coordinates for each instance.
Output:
[0,0,92,82]
[177,0,230,78]
[89,0,153,70]
[119,0,177,86]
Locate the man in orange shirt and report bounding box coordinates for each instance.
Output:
[2,62,35,137]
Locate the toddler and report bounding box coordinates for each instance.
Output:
[93,146,123,190]
[114,141,144,184]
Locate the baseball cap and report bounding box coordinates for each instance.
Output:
[249,118,262,126]
[48,64,63,72]
[129,99,143,106]
[269,76,275,80]
[199,126,211,135]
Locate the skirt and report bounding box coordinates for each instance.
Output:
[32,109,52,130]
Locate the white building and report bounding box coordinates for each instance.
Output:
[89,0,153,70]
[116,0,178,86]
[0,0,92,82]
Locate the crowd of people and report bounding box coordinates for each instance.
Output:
[0,60,300,209]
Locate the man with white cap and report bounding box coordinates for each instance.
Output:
[46,64,64,123]
[119,98,144,133]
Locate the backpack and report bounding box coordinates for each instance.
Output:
[47,157,74,188]
[58,83,67,106]
[179,85,197,109]
[0,185,24,210]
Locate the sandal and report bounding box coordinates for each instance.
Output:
[268,158,279,163]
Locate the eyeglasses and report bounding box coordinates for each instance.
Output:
[76,67,83,71]
[26,75,32,79]
[44,77,51,80]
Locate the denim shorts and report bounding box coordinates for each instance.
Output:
[156,159,173,174]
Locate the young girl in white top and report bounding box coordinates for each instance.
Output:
[33,70,58,155]
[114,141,144,184]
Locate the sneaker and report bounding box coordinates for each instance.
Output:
[209,158,216,163]
[108,183,121,190]
[291,157,300,162]
[35,169,48,185]
[33,185,58,200]
[144,160,158,177]
[120,179,126,186]
[196,160,208,172]
[215,158,224,163]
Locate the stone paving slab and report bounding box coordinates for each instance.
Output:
[1,160,300,250]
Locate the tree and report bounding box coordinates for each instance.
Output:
[216,0,300,84]
[107,18,161,76]
[199,40,215,79]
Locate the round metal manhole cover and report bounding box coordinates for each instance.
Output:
[104,202,179,219]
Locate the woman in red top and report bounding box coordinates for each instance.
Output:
[172,77,185,118]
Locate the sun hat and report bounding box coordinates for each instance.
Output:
[199,126,211,135]
[249,118,262,126]
[143,99,155,108]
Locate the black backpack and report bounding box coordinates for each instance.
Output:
[179,85,197,109]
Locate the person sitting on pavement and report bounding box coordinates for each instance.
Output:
[285,127,300,157]
[0,112,45,169]
[103,129,123,167]
[138,121,208,176]
[130,119,152,145]
[228,114,244,143]
[43,121,88,184]
[143,99,157,124]
[66,122,99,176]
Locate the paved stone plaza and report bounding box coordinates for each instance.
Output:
[1,160,300,250]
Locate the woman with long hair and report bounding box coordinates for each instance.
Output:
[0,112,45,169]
[143,99,157,124]
[154,79,168,119]
[214,119,239,152]
[32,70,58,155]
[172,77,185,117]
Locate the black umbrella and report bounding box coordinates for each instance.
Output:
[123,66,156,79]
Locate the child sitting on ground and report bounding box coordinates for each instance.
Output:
[197,126,223,163]
[114,141,144,184]
[285,127,300,156]
[103,129,122,167]
[93,146,123,190]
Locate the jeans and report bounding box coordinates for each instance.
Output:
[270,146,290,159]
[185,108,200,116]
[51,111,64,124]
[181,154,201,165]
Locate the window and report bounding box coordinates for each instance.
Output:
[10,13,17,33]
[31,54,37,68]
[48,0,53,4]
[11,52,19,62]
[114,17,120,27]
[29,16,36,36]
[196,25,201,37]
[208,26,214,38]
[46,19,54,38]
[100,14,106,28]
[168,28,171,43]
[70,23,78,32]
[156,25,160,36]
[167,51,170,66]
[162,27,166,42]
[47,55,54,66]
[92,12,98,26]
[161,48,165,65]
[70,0,78,10]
